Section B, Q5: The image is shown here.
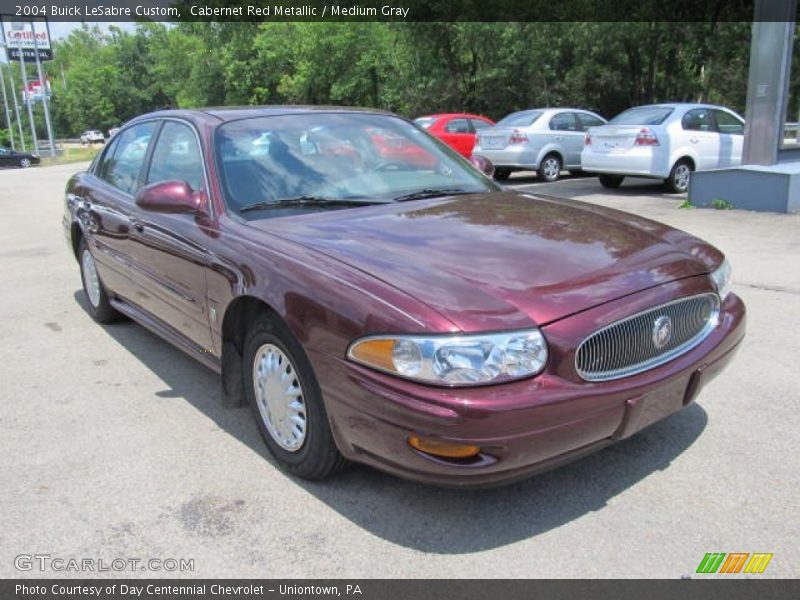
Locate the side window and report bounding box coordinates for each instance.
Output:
[577,113,605,131]
[100,122,157,195]
[470,119,492,131]
[549,113,579,131]
[445,118,471,134]
[94,136,119,179]
[682,109,713,132]
[146,121,205,191]
[0,147,9,156]
[714,110,744,135]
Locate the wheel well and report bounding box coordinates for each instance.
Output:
[673,156,695,172]
[219,296,280,407]
[221,296,279,354]
[540,150,563,167]
[70,223,83,260]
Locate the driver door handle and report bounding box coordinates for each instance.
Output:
[130,219,145,233]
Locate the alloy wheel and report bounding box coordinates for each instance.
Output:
[674,164,691,192]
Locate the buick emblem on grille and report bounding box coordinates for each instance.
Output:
[652,315,673,349]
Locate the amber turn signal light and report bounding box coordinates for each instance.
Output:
[408,436,481,459]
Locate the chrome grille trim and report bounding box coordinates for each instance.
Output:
[575,293,720,382]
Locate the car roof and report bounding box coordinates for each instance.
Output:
[416,113,491,120]
[622,102,731,111]
[130,105,397,125]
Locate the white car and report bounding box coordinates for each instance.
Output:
[473,108,607,182]
[80,130,105,145]
[581,103,744,193]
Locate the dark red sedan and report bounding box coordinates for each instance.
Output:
[64,107,744,486]
[414,113,495,158]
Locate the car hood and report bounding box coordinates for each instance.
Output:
[250,191,721,332]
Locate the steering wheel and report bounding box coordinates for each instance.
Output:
[373,161,409,172]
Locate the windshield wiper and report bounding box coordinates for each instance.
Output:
[239,196,381,213]
[391,188,473,203]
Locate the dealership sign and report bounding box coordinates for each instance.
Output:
[0,18,53,61]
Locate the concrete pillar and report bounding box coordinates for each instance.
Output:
[742,0,797,165]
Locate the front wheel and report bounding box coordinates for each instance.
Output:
[19,158,31,168]
[665,160,693,193]
[493,167,511,181]
[79,239,120,323]
[537,154,562,182]
[244,314,346,480]
[598,174,625,189]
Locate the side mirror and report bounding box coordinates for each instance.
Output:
[135,180,208,216]
[469,154,495,178]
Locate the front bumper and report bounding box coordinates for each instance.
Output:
[312,283,745,487]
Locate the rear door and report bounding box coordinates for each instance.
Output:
[711,109,744,168]
[81,121,159,303]
[128,119,213,350]
[681,108,720,171]
[548,112,584,167]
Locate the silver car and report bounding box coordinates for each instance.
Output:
[473,108,606,182]
[581,103,744,193]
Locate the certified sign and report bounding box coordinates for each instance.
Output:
[1,17,53,61]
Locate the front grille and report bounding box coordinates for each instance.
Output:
[575,293,720,381]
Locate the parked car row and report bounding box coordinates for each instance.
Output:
[422,103,745,193]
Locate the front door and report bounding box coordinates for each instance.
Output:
[712,109,745,168]
[128,120,214,351]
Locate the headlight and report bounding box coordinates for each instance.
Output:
[347,329,548,386]
[710,259,732,300]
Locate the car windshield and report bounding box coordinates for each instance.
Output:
[496,110,543,127]
[414,117,437,129]
[610,106,674,125]
[215,112,494,218]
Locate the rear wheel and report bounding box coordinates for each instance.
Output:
[493,168,511,181]
[78,238,120,323]
[244,313,346,480]
[19,157,31,168]
[598,174,625,189]
[665,159,693,193]
[537,154,562,182]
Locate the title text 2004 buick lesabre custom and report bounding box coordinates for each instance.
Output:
[63,107,745,486]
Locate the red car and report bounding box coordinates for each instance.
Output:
[64,107,744,486]
[415,113,495,158]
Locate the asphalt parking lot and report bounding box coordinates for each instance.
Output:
[1,164,798,579]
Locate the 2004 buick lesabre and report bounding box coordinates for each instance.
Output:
[63,107,745,486]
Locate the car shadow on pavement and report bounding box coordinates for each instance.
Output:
[74,290,708,555]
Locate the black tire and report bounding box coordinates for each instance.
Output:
[19,157,31,168]
[78,238,120,323]
[243,313,346,480]
[537,153,562,182]
[598,174,625,189]
[493,167,511,181]
[665,159,693,193]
